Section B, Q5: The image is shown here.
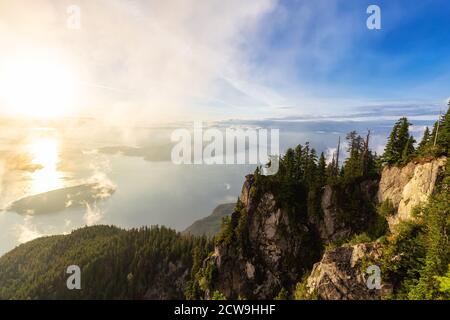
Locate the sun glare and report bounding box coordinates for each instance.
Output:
[0,54,78,119]
[28,136,64,194]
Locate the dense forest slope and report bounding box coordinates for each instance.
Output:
[0,225,212,299]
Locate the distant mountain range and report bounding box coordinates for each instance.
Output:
[182,203,235,237]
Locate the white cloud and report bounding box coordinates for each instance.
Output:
[324,147,336,165]
[0,0,277,123]
[15,216,44,244]
[83,203,104,226]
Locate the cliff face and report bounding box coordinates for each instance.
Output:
[205,157,447,300]
[378,156,447,231]
[204,174,378,299]
[306,243,390,300]
[313,180,379,243]
[204,175,319,299]
[306,157,448,299]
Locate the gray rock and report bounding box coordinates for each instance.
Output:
[306,243,389,300]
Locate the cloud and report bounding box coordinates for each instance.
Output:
[0,0,277,123]
[15,216,44,243]
[83,202,104,226]
[324,147,337,165]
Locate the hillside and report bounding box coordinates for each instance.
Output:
[0,109,449,300]
[182,203,235,237]
[188,109,450,300]
[0,225,212,299]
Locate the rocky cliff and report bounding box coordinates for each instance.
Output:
[378,156,447,231]
[204,157,447,300]
[312,180,379,243]
[306,243,390,300]
[306,156,448,299]
[202,173,379,299]
[202,175,320,299]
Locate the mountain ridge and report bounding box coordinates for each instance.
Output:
[182,203,235,237]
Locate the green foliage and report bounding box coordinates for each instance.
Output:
[343,131,365,179]
[381,221,426,299]
[274,287,289,300]
[416,105,450,158]
[417,126,431,155]
[383,117,415,165]
[317,152,327,187]
[435,104,450,155]
[216,215,235,247]
[211,291,227,300]
[377,199,396,218]
[345,233,372,246]
[235,208,250,255]
[293,275,318,300]
[408,188,450,299]
[325,178,382,237]
[436,265,450,297]
[215,199,250,255]
[0,225,212,300]
[382,162,450,299]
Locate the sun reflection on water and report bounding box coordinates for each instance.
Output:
[28,136,64,195]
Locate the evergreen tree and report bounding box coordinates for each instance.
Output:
[317,152,327,187]
[305,148,318,185]
[435,105,450,155]
[417,126,431,155]
[383,117,414,165]
[283,148,296,179]
[293,145,303,180]
[401,136,416,164]
[343,131,365,179]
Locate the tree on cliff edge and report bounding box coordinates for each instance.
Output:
[382,117,415,165]
[435,104,450,155]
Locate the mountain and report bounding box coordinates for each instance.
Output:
[0,111,449,300]
[182,203,235,237]
[189,155,448,300]
[0,225,212,299]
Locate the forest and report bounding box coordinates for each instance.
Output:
[0,105,448,300]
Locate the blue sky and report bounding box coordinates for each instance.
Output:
[234,0,450,116]
[0,0,449,122]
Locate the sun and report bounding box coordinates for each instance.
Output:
[28,135,64,194]
[0,54,78,119]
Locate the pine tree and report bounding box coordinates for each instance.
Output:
[382,117,414,165]
[305,148,318,185]
[435,105,450,155]
[293,145,303,180]
[417,126,431,155]
[283,148,296,179]
[317,152,327,186]
[401,135,416,164]
[383,121,400,164]
[343,131,365,179]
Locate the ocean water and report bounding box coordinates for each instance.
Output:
[0,116,433,255]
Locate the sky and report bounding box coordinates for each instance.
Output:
[0,0,449,123]
[1,0,449,253]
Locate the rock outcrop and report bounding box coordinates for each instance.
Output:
[306,243,391,300]
[204,175,320,299]
[204,172,380,299]
[378,156,447,230]
[314,180,379,243]
[204,157,446,299]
